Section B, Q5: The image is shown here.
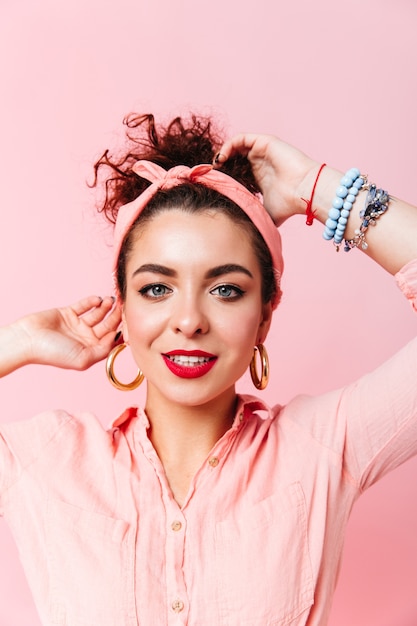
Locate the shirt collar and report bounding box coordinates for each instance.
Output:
[109,406,140,429]
[233,394,275,427]
[109,395,275,431]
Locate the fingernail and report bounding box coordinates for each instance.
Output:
[111,296,116,303]
[214,152,225,165]
[114,331,122,342]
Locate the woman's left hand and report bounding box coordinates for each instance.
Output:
[214,133,320,226]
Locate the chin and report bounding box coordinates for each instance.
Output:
[147,380,237,410]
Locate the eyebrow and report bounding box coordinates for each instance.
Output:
[132,263,176,278]
[205,264,253,279]
[131,263,253,280]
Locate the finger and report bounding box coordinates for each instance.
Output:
[68,325,122,370]
[85,329,124,366]
[213,133,259,167]
[93,303,122,340]
[71,295,106,316]
[80,296,117,327]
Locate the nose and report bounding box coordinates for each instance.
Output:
[170,293,209,337]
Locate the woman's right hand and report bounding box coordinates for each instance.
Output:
[2,296,121,376]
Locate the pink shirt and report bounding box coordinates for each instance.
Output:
[1,260,417,626]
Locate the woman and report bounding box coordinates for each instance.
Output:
[0,114,416,626]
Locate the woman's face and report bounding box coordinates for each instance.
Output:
[122,209,272,410]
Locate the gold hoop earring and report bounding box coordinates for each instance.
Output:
[106,343,144,391]
[250,344,269,390]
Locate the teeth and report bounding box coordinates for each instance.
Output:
[168,355,211,366]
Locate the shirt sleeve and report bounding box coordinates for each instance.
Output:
[284,258,417,491]
[0,410,72,515]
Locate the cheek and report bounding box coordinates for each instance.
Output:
[220,307,262,347]
[123,305,166,349]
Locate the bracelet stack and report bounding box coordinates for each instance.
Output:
[322,168,366,246]
[322,168,390,252]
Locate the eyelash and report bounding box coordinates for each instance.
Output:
[138,283,172,299]
[138,283,245,301]
[210,284,245,300]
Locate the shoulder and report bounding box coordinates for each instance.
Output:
[0,407,138,466]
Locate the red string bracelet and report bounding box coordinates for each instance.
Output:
[301,163,326,226]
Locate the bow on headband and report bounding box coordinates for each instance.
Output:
[113,161,283,308]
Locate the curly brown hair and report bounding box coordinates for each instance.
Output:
[92,113,279,305]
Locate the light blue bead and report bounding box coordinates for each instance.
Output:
[340,175,353,188]
[347,167,360,179]
[325,218,338,230]
[328,207,340,220]
[323,168,362,244]
[336,186,348,199]
[332,197,344,209]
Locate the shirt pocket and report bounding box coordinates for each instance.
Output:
[214,482,314,626]
[46,498,137,626]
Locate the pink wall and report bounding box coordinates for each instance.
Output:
[0,0,416,623]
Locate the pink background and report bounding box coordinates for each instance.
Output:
[0,0,416,624]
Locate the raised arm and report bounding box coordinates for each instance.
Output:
[0,295,121,378]
[215,134,417,275]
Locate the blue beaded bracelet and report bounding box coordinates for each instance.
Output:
[323,168,366,245]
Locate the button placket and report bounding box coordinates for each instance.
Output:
[165,506,188,624]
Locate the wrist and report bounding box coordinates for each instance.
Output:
[298,166,363,226]
[294,161,327,218]
[308,166,344,224]
[0,321,33,377]
[11,316,41,366]
[314,167,368,242]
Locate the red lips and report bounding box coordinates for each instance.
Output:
[162,350,217,379]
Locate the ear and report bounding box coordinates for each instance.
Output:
[257,301,273,343]
[121,305,129,344]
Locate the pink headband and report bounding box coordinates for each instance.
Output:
[113,161,283,308]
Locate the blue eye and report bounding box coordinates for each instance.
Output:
[211,284,245,300]
[139,284,172,299]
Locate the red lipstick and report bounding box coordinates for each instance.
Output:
[162,350,217,379]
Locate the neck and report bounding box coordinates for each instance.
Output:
[144,386,237,464]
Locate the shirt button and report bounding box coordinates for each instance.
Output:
[171,520,182,531]
[172,599,184,613]
[208,456,219,467]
